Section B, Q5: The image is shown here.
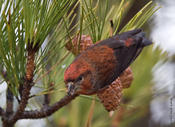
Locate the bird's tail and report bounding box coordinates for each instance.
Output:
[134,30,152,46]
[113,29,153,77]
[118,29,152,47]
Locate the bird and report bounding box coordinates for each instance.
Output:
[64,29,152,96]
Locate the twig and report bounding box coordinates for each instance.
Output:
[19,94,78,119]
[0,69,13,116]
[10,81,33,123]
[6,88,14,115]
[110,20,114,36]
[44,94,50,107]
[44,82,54,107]
[0,107,5,116]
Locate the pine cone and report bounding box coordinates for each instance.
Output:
[119,67,133,89]
[65,35,93,55]
[97,78,122,112]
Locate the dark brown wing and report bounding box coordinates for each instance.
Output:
[94,29,152,89]
[112,29,152,75]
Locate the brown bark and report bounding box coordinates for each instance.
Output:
[19,94,78,119]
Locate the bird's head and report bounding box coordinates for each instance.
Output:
[64,58,95,96]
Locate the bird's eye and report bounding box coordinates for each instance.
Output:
[77,76,84,82]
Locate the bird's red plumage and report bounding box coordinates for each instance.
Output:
[64,29,152,95]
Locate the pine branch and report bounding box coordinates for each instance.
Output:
[19,94,78,119]
[10,43,38,123]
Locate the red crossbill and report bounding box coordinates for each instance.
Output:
[64,29,152,96]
